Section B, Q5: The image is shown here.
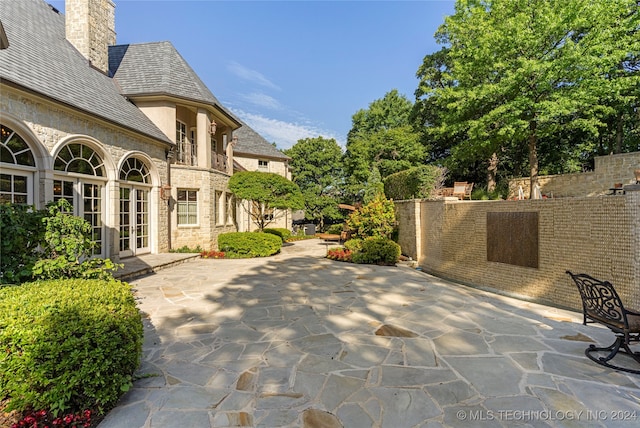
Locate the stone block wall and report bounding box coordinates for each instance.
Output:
[171,165,236,250]
[509,152,640,198]
[395,192,640,312]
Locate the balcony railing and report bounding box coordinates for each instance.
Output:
[212,152,228,173]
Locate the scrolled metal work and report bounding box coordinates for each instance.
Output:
[567,271,640,374]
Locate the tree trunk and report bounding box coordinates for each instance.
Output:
[615,113,623,154]
[487,152,498,193]
[528,120,539,199]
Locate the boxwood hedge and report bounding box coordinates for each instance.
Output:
[218,232,282,258]
[0,279,143,416]
[263,228,292,242]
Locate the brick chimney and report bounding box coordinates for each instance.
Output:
[65,0,116,74]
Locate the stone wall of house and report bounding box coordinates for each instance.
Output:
[509,152,640,198]
[1,87,170,257]
[171,165,236,250]
[395,191,640,312]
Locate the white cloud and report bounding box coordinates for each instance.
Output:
[240,92,282,110]
[227,61,280,90]
[233,110,346,150]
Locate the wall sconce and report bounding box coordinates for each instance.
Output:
[160,184,172,200]
[209,120,217,135]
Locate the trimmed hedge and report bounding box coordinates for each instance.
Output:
[263,228,292,242]
[351,236,401,265]
[218,232,282,258]
[383,165,445,200]
[0,279,143,416]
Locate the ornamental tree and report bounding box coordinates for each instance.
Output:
[228,171,304,231]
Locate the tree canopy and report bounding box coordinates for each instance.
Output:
[344,90,426,199]
[283,137,345,229]
[415,0,639,194]
[228,171,304,231]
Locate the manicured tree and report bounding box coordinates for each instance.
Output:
[228,171,304,231]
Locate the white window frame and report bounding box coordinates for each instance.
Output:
[177,188,198,226]
[258,159,269,171]
[176,120,188,164]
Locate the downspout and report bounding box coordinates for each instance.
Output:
[166,148,175,250]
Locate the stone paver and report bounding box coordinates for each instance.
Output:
[100,239,640,428]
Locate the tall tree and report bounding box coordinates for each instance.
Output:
[283,137,344,229]
[344,90,426,199]
[425,0,639,196]
[228,171,304,231]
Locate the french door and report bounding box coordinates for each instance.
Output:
[119,186,150,257]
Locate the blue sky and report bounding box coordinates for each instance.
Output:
[50,0,455,149]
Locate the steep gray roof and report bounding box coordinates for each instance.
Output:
[0,0,171,145]
[233,121,290,160]
[109,42,239,125]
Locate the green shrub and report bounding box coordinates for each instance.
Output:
[263,228,292,242]
[346,194,396,240]
[218,232,282,258]
[0,203,45,284]
[325,223,344,234]
[343,238,364,253]
[351,237,401,265]
[32,200,120,281]
[383,165,446,200]
[0,279,143,417]
[170,245,203,253]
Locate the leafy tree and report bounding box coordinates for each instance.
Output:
[344,90,426,199]
[0,203,45,284]
[363,167,384,203]
[283,137,345,229]
[422,0,639,196]
[228,171,304,231]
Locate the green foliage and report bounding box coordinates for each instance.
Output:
[351,237,401,265]
[218,232,282,258]
[418,0,640,193]
[325,223,345,234]
[228,171,304,231]
[346,194,396,240]
[0,279,143,416]
[363,167,385,203]
[170,245,203,253]
[344,90,426,199]
[263,228,292,242]
[383,165,447,200]
[32,200,120,281]
[284,137,345,229]
[343,238,364,253]
[0,203,45,284]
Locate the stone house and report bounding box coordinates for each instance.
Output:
[0,0,290,260]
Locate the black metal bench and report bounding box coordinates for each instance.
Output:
[566,271,640,374]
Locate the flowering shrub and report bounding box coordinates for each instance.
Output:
[200,250,225,259]
[326,247,352,262]
[11,409,92,428]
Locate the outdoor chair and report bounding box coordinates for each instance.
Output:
[566,271,640,374]
[452,182,467,199]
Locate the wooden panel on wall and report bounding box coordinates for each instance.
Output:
[487,211,539,268]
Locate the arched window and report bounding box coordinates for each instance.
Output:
[0,125,36,204]
[1,125,36,166]
[119,157,150,183]
[54,142,106,256]
[54,143,104,176]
